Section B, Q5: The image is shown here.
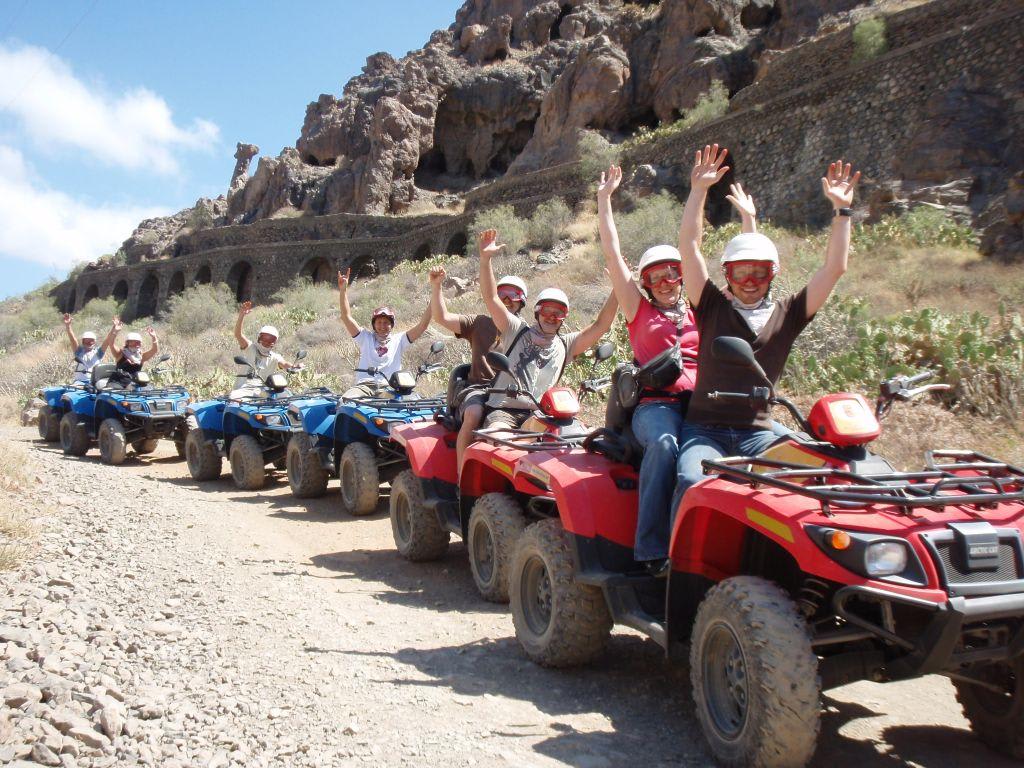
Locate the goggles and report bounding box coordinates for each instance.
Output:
[725,261,775,286]
[641,264,682,289]
[497,286,526,303]
[536,303,568,322]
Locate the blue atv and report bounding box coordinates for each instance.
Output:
[58,356,191,464]
[285,340,446,515]
[37,384,78,442]
[184,350,317,490]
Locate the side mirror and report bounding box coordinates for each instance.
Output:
[233,355,250,366]
[485,351,512,377]
[134,371,151,386]
[594,342,615,362]
[712,336,770,382]
[429,340,445,355]
[295,349,308,361]
[158,353,171,363]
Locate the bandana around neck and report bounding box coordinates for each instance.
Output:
[727,290,775,335]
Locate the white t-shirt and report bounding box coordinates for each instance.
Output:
[73,346,104,383]
[486,316,579,410]
[353,329,412,384]
[235,343,285,388]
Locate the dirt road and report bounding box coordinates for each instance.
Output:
[1,426,1018,767]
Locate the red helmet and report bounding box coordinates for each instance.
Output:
[371,306,396,324]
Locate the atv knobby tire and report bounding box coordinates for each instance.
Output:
[339,442,379,516]
[229,435,266,490]
[510,518,612,667]
[59,412,90,456]
[287,433,329,498]
[954,656,1024,759]
[98,418,127,465]
[131,438,159,455]
[468,493,527,603]
[185,428,221,481]
[389,469,449,561]
[38,406,61,442]
[690,575,820,768]
[173,423,188,458]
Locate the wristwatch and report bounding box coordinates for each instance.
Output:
[833,207,853,217]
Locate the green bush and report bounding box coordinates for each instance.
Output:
[576,130,620,185]
[163,283,237,338]
[466,204,528,256]
[612,192,684,265]
[852,16,888,65]
[0,295,60,351]
[527,198,573,251]
[854,207,976,252]
[273,278,337,321]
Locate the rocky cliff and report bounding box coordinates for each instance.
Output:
[116,0,1022,266]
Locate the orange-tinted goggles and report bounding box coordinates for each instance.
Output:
[537,303,567,321]
[641,264,682,289]
[497,286,525,303]
[725,261,774,286]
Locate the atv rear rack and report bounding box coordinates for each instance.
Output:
[231,388,334,408]
[340,395,445,412]
[102,385,189,397]
[472,427,582,451]
[702,455,1024,515]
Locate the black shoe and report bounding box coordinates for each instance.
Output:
[642,558,670,579]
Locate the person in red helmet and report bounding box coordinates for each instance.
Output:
[338,267,432,399]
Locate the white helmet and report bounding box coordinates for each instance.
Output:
[496,275,528,301]
[637,244,681,276]
[721,233,780,268]
[125,332,143,343]
[81,331,97,341]
[534,287,569,310]
[258,325,280,339]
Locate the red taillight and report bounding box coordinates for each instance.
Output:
[540,387,579,418]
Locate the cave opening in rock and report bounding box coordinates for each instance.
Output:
[741,0,779,30]
[550,4,573,41]
[412,243,432,263]
[194,265,212,285]
[112,280,129,304]
[135,273,160,320]
[82,284,99,306]
[226,261,253,303]
[445,231,468,256]
[414,147,449,192]
[168,271,185,297]
[349,255,378,282]
[619,108,660,138]
[302,257,334,284]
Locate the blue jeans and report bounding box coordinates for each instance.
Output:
[631,401,686,561]
[670,424,787,517]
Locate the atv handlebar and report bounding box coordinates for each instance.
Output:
[708,389,813,433]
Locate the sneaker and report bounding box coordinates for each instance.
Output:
[642,558,670,579]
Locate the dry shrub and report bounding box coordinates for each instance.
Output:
[0,440,36,571]
[527,198,573,251]
[164,283,237,338]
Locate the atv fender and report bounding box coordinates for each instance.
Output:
[392,421,457,484]
[62,390,95,418]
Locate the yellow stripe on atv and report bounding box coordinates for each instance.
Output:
[745,508,794,543]
[491,458,513,477]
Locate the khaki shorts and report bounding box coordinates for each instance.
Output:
[457,389,488,420]
[483,407,532,430]
[343,382,393,400]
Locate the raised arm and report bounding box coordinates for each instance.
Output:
[104,316,123,358]
[726,182,758,234]
[234,300,252,350]
[405,297,432,343]
[141,326,160,363]
[429,267,462,335]
[596,166,642,322]
[478,229,514,335]
[62,314,79,352]
[570,289,619,358]
[805,159,860,317]
[678,144,730,307]
[337,269,361,337]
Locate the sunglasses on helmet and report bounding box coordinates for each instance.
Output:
[725,261,774,286]
[641,264,683,289]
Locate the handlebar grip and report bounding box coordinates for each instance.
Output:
[708,391,750,401]
[906,370,934,385]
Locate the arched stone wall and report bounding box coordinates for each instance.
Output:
[112,280,129,304]
[412,243,431,262]
[226,261,253,302]
[445,231,468,256]
[66,289,77,314]
[135,273,160,319]
[194,264,212,285]
[349,255,378,282]
[302,256,334,284]
[82,284,99,305]
[168,271,185,297]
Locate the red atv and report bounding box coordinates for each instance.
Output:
[388,343,613,602]
[505,336,1024,768]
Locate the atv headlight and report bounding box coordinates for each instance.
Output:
[263,414,284,426]
[120,401,145,412]
[865,541,908,577]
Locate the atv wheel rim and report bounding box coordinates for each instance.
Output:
[99,430,109,457]
[472,522,495,586]
[520,554,552,637]
[394,493,411,545]
[288,458,300,487]
[703,622,749,740]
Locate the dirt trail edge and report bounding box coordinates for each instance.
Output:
[0,427,1016,768]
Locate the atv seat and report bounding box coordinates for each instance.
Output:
[583,363,643,469]
[91,362,117,390]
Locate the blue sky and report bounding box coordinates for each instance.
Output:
[0,0,464,299]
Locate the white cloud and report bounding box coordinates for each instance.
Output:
[0,43,219,175]
[0,145,167,271]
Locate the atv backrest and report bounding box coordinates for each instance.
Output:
[605,363,638,433]
[446,364,472,410]
[91,363,117,389]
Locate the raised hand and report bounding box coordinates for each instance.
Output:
[597,165,623,200]
[111,316,123,333]
[63,313,73,326]
[428,266,446,286]
[477,229,506,260]
[145,325,157,340]
[725,182,756,219]
[690,144,730,191]
[337,268,351,292]
[821,159,861,210]
[238,300,252,316]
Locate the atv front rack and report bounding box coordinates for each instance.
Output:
[101,385,189,397]
[472,427,582,452]
[703,454,1024,515]
[230,388,333,408]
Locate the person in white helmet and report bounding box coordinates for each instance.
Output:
[673,144,860,530]
[233,300,302,390]
[62,312,111,384]
[103,316,159,385]
[477,228,619,430]
[337,267,432,399]
[427,263,527,475]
